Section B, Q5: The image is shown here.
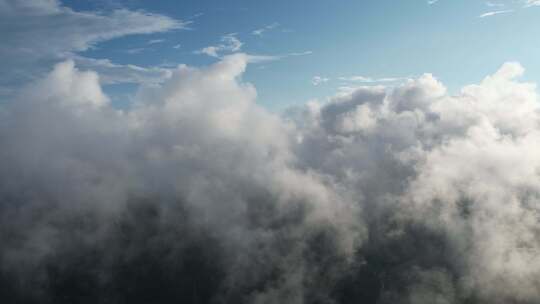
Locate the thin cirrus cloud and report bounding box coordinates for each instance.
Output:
[339,75,408,83]
[147,39,166,44]
[0,0,186,92]
[486,1,505,7]
[195,33,243,57]
[479,9,514,17]
[312,75,408,87]
[72,56,173,85]
[312,76,329,86]
[525,0,540,6]
[252,22,280,36]
[194,32,310,62]
[430,0,538,15]
[3,1,540,303]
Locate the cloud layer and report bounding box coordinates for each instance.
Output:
[1,55,540,303]
[0,0,185,91]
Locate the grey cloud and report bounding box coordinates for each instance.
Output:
[0,54,361,303]
[2,54,540,303]
[293,61,540,303]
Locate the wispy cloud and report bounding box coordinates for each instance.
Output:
[261,51,313,61]
[148,39,165,44]
[525,0,540,7]
[0,0,186,90]
[252,23,280,36]
[73,56,172,85]
[339,75,407,83]
[479,9,513,17]
[196,33,243,57]
[286,51,314,57]
[486,1,505,7]
[187,12,204,20]
[427,0,440,5]
[312,76,329,86]
[125,48,147,54]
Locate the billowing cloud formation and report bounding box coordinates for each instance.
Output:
[0,55,360,303]
[1,56,540,304]
[292,62,540,303]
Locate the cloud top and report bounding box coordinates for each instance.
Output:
[1,55,540,303]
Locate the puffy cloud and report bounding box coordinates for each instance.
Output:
[2,55,540,303]
[293,61,540,303]
[0,54,361,303]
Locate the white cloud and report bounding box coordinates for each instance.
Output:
[339,75,408,83]
[72,56,172,85]
[292,61,540,301]
[0,55,360,301]
[124,48,148,54]
[3,39,540,302]
[0,0,185,90]
[486,1,505,7]
[196,33,243,57]
[479,9,514,17]
[525,0,540,7]
[287,50,314,56]
[252,22,280,36]
[312,76,330,86]
[148,39,165,44]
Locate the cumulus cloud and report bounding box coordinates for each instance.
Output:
[292,61,540,303]
[2,54,540,303]
[0,54,361,303]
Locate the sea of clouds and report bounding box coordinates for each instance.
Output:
[1,54,539,303]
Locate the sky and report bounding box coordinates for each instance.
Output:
[2,0,540,110]
[5,1,540,303]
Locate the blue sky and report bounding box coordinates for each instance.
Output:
[3,0,540,109]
